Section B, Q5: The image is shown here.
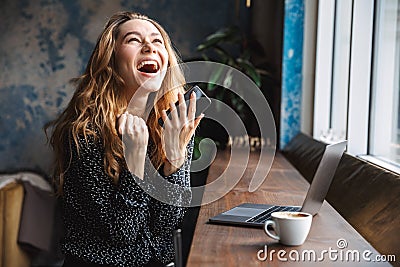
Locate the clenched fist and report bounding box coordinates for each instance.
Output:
[118,112,149,179]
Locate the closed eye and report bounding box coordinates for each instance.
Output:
[128,37,141,43]
[153,38,163,44]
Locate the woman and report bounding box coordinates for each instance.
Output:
[45,11,203,267]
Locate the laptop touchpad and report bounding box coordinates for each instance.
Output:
[223,207,265,217]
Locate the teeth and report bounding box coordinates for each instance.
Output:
[137,60,159,70]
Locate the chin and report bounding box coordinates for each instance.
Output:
[136,72,166,93]
[138,79,162,93]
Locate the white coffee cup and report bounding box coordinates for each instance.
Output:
[264,211,312,246]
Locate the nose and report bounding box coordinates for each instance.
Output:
[141,41,156,54]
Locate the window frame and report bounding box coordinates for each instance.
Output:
[312,0,400,174]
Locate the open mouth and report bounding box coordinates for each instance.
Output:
[137,60,159,74]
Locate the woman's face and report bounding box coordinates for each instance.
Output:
[115,19,169,96]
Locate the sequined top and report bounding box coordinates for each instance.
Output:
[61,132,193,266]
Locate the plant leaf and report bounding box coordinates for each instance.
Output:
[237,58,262,87]
[197,26,242,51]
[213,46,235,65]
[208,65,225,91]
[197,28,231,51]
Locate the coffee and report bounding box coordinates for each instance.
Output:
[273,211,311,219]
[279,213,309,219]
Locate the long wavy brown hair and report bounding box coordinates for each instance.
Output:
[45,11,185,194]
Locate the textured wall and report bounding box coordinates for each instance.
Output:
[0,0,250,174]
[280,0,304,149]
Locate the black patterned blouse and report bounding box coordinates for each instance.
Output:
[61,131,193,266]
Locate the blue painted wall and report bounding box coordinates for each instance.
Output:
[0,0,250,174]
[280,0,304,148]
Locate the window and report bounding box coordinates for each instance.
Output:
[370,0,400,166]
[313,0,400,173]
[330,0,352,140]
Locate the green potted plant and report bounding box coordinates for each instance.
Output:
[193,26,273,152]
[196,26,269,119]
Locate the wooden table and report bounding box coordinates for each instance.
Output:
[186,150,392,266]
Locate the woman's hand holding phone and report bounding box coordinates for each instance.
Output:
[161,91,204,175]
[158,86,210,127]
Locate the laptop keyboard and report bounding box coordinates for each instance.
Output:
[247,206,301,224]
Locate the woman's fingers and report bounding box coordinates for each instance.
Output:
[161,109,169,126]
[193,113,204,129]
[118,113,148,144]
[184,113,204,143]
[118,112,127,135]
[178,92,187,124]
[187,91,196,122]
[162,93,204,168]
[182,92,197,134]
[169,101,179,127]
[126,113,134,135]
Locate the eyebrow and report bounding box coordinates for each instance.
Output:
[122,31,162,40]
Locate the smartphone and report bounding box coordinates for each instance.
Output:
[158,85,211,127]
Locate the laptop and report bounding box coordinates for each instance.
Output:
[209,140,347,227]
